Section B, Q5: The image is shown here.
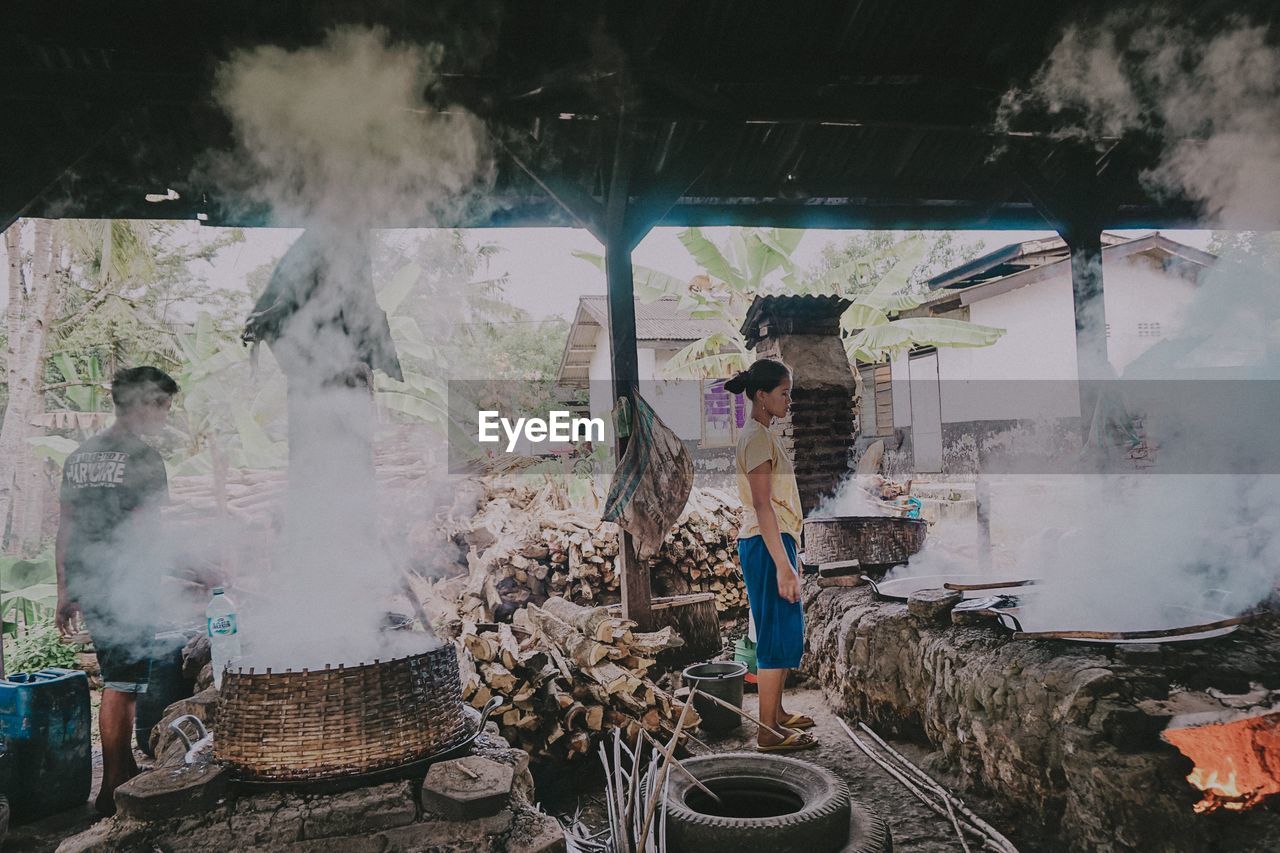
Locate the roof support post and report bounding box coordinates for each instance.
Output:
[1013,147,1112,433]
[603,119,654,631]
[1063,225,1109,381]
[1064,224,1109,444]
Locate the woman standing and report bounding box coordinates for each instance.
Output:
[726,358,817,752]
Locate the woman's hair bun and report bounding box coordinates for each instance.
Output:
[723,360,790,398]
[723,371,749,394]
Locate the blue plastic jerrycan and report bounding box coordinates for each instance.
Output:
[0,668,92,823]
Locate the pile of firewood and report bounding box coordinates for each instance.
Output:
[450,596,698,761]
[434,478,747,620]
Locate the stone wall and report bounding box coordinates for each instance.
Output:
[58,715,564,853]
[802,583,1280,852]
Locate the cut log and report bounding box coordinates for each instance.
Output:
[525,604,610,668]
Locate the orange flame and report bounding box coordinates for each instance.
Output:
[1163,711,1280,814]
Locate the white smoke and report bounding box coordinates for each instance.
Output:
[196,27,492,668]
[1000,11,1280,226]
[811,476,894,518]
[972,9,1280,631]
[208,27,490,227]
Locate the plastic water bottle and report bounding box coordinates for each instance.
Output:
[206,588,242,689]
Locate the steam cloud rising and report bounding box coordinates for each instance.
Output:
[201,27,490,668]
[889,9,1280,631]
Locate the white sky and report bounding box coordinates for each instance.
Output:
[3,223,1215,320]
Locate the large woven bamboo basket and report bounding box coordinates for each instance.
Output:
[214,645,467,781]
[803,515,928,568]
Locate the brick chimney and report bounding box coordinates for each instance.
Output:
[740,295,857,516]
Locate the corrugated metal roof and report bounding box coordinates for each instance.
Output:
[557,295,731,385]
[740,295,851,348]
[924,233,1218,309]
[6,1,1257,229]
[577,296,726,342]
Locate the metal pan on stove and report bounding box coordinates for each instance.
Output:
[987,597,1249,644]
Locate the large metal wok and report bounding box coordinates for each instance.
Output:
[956,593,1250,644]
[863,574,1036,602]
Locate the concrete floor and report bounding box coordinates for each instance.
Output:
[686,686,1024,853]
[6,689,1027,853]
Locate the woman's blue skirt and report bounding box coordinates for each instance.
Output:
[736,533,804,669]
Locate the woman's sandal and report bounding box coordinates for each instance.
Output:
[780,712,816,730]
[757,730,818,753]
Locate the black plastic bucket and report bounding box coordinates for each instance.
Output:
[682,661,748,733]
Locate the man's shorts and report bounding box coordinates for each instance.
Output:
[83,614,153,694]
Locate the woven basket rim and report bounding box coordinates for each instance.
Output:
[804,515,927,526]
[223,645,452,679]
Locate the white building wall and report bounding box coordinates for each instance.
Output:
[888,272,1078,427]
[955,272,1082,421]
[586,335,703,442]
[891,256,1199,428]
[645,350,704,441]
[1103,256,1198,375]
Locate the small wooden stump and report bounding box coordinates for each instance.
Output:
[818,559,861,579]
[114,760,229,821]
[423,757,514,821]
[1116,643,1165,666]
[907,588,963,623]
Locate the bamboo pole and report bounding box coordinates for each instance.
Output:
[640,730,722,804]
[837,719,1002,852]
[667,687,789,741]
[856,722,1019,853]
[638,686,696,848]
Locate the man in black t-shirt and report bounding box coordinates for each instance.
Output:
[56,366,178,815]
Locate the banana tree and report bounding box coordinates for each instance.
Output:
[47,352,109,414]
[573,227,806,379]
[575,229,1004,376]
[171,312,287,475]
[0,551,57,637]
[837,237,1005,363]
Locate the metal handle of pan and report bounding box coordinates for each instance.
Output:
[994,611,1025,633]
[168,714,214,764]
[861,575,881,597]
[475,694,504,731]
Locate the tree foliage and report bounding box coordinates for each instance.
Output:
[574,228,1003,376]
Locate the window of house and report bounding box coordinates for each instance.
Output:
[1105,323,1111,339]
[858,364,894,436]
[1138,322,1162,338]
[701,379,747,447]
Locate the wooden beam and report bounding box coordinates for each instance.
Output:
[623,124,731,249]
[491,134,605,239]
[0,69,204,104]
[603,117,653,632]
[0,111,125,234]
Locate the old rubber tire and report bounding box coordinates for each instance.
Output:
[843,802,892,852]
[660,752,852,853]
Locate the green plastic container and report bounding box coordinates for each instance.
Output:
[733,636,758,683]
